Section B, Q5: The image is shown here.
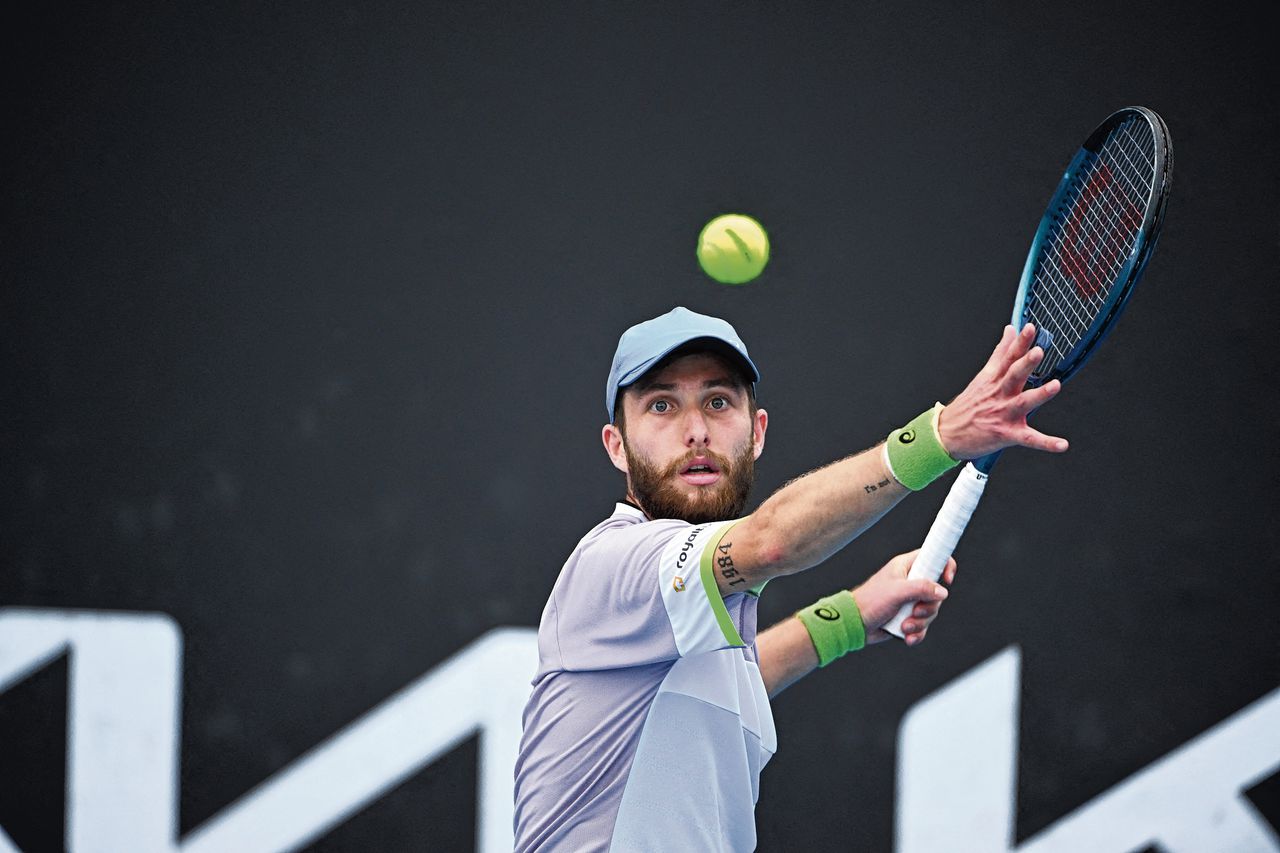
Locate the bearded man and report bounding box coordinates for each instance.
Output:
[512,306,1066,852]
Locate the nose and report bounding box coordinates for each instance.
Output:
[683,409,710,447]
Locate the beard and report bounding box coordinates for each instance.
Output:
[624,440,757,524]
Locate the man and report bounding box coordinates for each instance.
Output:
[512,306,1065,851]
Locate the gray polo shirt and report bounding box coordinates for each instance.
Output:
[513,503,777,852]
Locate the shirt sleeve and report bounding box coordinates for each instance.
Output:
[548,517,747,671]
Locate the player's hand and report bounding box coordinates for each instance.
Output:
[937,323,1070,460]
[852,550,956,647]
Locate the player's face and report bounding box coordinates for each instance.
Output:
[604,352,768,524]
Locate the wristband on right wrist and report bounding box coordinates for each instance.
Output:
[884,402,959,491]
[796,590,865,667]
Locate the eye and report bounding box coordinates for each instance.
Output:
[650,399,671,414]
[708,396,729,411]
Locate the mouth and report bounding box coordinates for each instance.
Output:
[678,457,722,486]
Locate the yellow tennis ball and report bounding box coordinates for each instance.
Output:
[696,213,770,284]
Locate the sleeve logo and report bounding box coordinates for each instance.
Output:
[673,526,705,579]
[672,576,686,592]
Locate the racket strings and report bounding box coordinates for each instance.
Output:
[1025,115,1156,378]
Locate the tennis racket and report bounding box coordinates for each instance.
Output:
[885,105,1173,639]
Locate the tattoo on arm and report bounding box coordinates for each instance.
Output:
[717,540,745,586]
[862,478,891,494]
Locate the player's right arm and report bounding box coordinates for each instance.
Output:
[714,324,1066,595]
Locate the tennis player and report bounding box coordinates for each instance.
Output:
[512,306,1066,852]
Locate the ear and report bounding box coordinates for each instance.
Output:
[751,408,768,461]
[602,423,629,474]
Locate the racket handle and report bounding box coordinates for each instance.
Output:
[884,462,989,640]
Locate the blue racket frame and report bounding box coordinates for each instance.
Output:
[976,106,1173,476]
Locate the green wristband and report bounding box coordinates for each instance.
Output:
[885,402,960,491]
[796,590,866,667]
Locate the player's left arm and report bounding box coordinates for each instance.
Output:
[757,551,957,697]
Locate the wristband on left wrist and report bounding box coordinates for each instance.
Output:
[884,402,959,491]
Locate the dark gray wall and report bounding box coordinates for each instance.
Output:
[3,1,1276,850]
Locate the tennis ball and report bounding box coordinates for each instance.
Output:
[696,213,770,284]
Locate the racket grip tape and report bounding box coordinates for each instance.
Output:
[884,462,988,639]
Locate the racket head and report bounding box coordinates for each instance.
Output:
[1012,106,1173,386]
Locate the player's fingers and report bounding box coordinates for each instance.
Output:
[1015,426,1069,453]
[986,323,1031,377]
[982,324,1018,374]
[942,556,958,585]
[907,579,948,602]
[912,601,940,619]
[1014,379,1061,415]
[894,549,923,577]
[1004,322,1037,365]
[1001,344,1045,394]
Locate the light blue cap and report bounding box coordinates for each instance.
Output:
[606,306,760,421]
